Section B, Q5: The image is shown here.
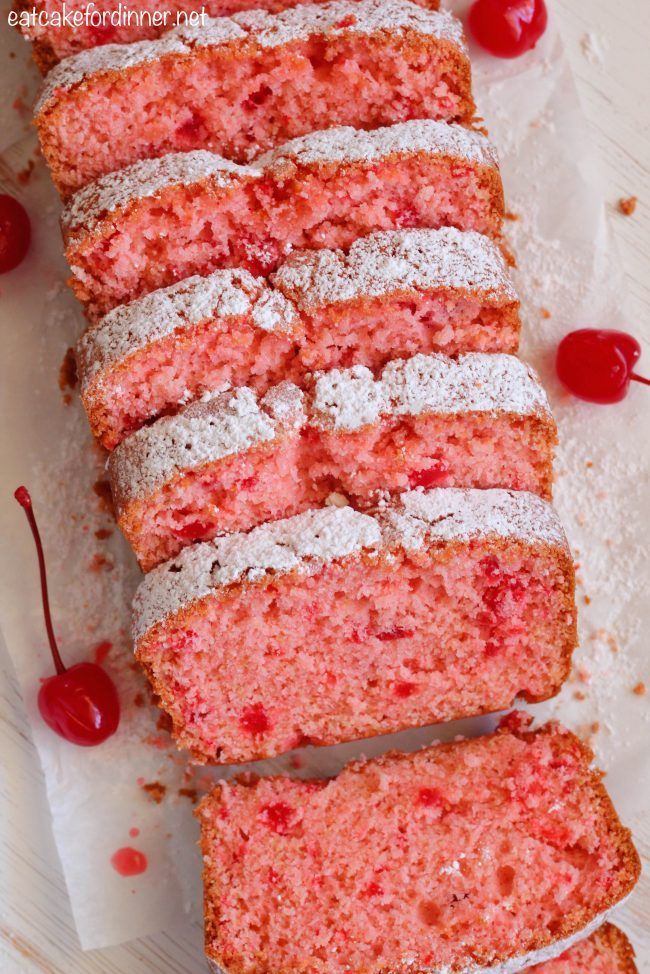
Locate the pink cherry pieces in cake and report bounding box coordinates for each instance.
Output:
[15,486,120,745]
[0,194,31,273]
[468,0,548,59]
[556,328,650,404]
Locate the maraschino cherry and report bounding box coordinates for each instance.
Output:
[15,487,120,746]
[468,0,548,59]
[556,329,650,404]
[0,194,31,273]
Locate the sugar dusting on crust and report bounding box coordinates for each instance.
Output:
[132,505,381,642]
[195,0,467,51]
[78,227,515,389]
[77,270,299,387]
[62,121,498,242]
[36,0,466,114]
[383,487,568,553]
[132,488,569,641]
[260,119,498,171]
[272,228,516,310]
[109,384,305,505]
[61,151,259,239]
[311,353,550,431]
[110,352,551,504]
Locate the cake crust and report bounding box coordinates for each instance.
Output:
[136,538,577,762]
[110,351,553,506]
[62,121,500,244]
[133,488,572,641]
[590,924,638,974]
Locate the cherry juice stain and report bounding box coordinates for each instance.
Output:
[110,846,148,877]
[93,639,112,665]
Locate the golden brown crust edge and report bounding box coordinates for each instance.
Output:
[593,924,638,973]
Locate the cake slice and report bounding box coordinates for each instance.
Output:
[63,121,503,319]
[19,0,441,71]
[529,925,637,973]
[133,489,576,763]
[35,0,473,196]
[196,723,639,973]
[111,353,556,570]
[271,227,520,366]
[77,228,520,449]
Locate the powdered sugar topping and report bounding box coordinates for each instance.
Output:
[272,227,516,310]
[313,365,385,430]
[311,353,551,431]
[384,488,568,551]
[62,151,259,239]
[35,34,190,115]
[36,0,466,113]
[133,488,568,640]
[260,119,498,172]
[77,270,298,386]
[133,505,381,642]
[262,381,307,426]
[250,290,298,333]
[227,0,466,51]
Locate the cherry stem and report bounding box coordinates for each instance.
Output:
[14,487,66,676]
[631,373,650,387]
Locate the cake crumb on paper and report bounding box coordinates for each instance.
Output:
[618,196,637,216]
[178,787,199,804]
[142,781,167,804]
[88,552,113,573]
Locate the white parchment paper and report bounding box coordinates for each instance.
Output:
[0,0,648,963]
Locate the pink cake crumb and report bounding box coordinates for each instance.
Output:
[110,352,556,570]
[77,228,520,449]
[19,0,441,71]
[196,725,639,973]
[132,489,577,763]
[35,0,473,196]
[62,120,504,320]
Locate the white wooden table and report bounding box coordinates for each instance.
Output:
[1,1,648,970]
